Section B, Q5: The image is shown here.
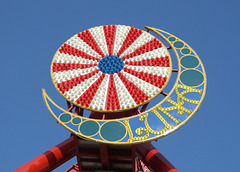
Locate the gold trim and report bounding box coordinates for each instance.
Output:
[43,26,207,144]
[142,26,207,141]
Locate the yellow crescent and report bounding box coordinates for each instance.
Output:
[43,26,206,144]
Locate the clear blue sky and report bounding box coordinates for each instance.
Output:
[0,0,239,171]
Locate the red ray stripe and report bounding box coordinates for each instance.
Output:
[124,56,170,67]
[123,68,167,89]
[75,73,106,107]
[78,30,105,57]
[57,70,99,93]
[105,74,121,110]
[103,25,117,56]
[117,73,149,104]
[59,44,100,62]
[117,27,143,57]
[52,63,97,73]
[122,38,163,61]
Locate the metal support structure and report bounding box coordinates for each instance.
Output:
[131,145,136,172]
[15,135,179,172]
[67,101,75,112]
[15,24,206,172]
[140,103,149,113]
[73,135,82,172]
[15,100,178,172]
[15,99,179,172]
[100,144,109,169]
[161,91,168,96]
[14,136,76,172]
[172,69,178,72]
[136,143,179,172]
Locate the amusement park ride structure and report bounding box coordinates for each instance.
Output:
[14,25,206,172]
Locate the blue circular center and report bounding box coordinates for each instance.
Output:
[98,55,124,74]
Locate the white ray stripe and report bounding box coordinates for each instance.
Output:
[124,65,170,78]
[113,74,136,108]
[121,71,160,97]
[64,71,102,102]
[123,47,168,62]
[52,66,98,84]
[120,32,154,58]
[66,35,101,59]
[54,52,98,64]
[89,26,108,57]
[89,74,110,110]
[113,25,131,56]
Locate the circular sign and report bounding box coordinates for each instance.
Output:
[51,25,171,112]
[44,25,206,144]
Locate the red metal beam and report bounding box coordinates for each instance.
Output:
[100,144,109,169]
[73,135,82,171]
[141,103,149,112]
[161,91,168,96]
[66,163,79,172]
[131,145,136,172]
[89,109,138,120]
[14,136,76,172]
[135,157,144,172]
[74,107,79,115]
[136,142,179,172]
[79,107,84,116]
[14,135,179,172]
[67,101,75,112]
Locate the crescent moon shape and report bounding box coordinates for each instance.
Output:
[43,26,206,145]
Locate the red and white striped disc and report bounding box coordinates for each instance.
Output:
[51,25,172,112]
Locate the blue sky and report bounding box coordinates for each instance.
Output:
[0,0,239,171]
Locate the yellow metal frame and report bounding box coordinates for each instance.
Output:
[43,26,206,144]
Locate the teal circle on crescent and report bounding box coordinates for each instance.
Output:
[180,55,199,68]
[180,69,204,86]
[80,120,99,136]
[59,113,71,123]
[173,41,184,48]
[72,117,81,125]
[168,36,176,42]
[100,121,126,142]
[181,48,191,55]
